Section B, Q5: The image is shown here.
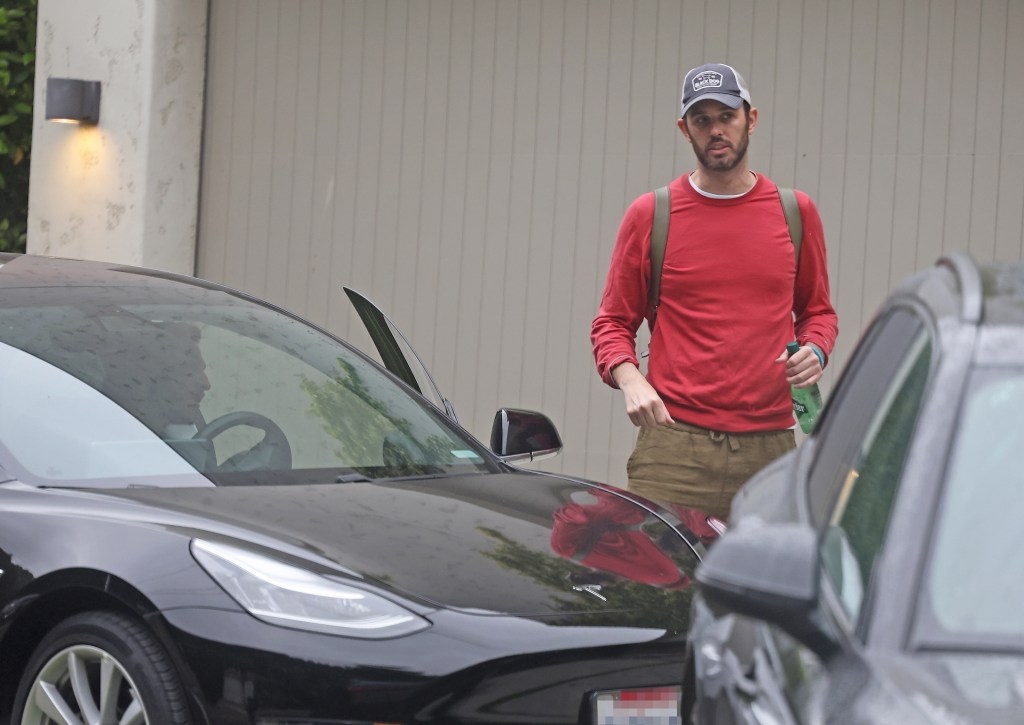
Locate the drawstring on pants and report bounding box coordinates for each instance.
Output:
[708,430,741,452]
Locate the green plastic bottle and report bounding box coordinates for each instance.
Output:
[786,341,823,434]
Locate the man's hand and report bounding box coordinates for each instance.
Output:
[611,362,673,427]
[776,344,823,388]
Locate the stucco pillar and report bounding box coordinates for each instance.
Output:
[27,0,208,274]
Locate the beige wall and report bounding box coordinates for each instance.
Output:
[28,0,207,273]
[197,0,1024,487]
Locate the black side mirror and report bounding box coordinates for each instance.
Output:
[696,521,840,659]
[490,408,562,462]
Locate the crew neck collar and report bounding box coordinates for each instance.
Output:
[688,171,758,199]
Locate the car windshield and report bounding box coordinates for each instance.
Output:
[920,367,1024,649]
[0,283,495,487]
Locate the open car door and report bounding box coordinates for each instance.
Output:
[344,287,562,463]
[343,287,458,422]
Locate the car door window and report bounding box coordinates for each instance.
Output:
[343,287,456,419]
[819,328,933,623]
[806,309,929,526]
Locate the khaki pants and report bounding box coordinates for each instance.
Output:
[626,421,796,520]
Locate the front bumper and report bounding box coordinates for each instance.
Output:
[158,605,687,724]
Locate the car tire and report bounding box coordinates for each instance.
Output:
[13,610,191,725]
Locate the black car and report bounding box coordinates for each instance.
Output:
[0,254,713,725]
[684,252,1024,724]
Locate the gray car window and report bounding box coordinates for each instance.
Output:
[806,311,937,622]
[807,308,928,527]
[923,369,1024,641]
[819,330,932,623]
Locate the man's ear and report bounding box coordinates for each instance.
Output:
[747,107,758,135]
[677,117,691,141]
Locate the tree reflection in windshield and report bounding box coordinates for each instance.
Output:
[300,356,482,479]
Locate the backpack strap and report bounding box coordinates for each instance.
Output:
[647,185,671,329]
[646,183,803,332]
[776,185,803,269]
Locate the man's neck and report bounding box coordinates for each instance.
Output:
[690,167,757,196]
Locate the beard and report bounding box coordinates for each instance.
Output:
[692,129,750,172]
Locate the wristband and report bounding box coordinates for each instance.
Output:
[809,344,825,369]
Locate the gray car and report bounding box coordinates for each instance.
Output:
[684,252,1024,724]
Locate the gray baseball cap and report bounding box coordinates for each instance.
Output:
[680,63,752,117]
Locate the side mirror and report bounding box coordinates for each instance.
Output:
[696,521,839,659]
[490,408,562,462]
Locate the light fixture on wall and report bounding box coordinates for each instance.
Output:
[45,77,101,125]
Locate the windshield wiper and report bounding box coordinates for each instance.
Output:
[332,465,466,484]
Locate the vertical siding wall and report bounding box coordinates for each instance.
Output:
[198,0,1024,487]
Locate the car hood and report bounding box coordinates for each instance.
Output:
[90,472,699,625]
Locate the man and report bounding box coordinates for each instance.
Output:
[99,321,211,439]
[591,62,838,520]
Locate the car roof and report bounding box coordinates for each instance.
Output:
[886,252,1024,333]
[977,260,1024,326]
[0,253,224,292]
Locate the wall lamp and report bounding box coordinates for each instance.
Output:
[45,77,101,125]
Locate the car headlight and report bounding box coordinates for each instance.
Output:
[191,539,430,639]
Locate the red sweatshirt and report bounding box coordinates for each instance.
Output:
[591,173,838,433]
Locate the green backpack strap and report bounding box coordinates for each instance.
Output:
[776,185,803,269]
[647,185,671,329]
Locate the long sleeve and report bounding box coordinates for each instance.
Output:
[792,191,838,364]
[591,193,655,388]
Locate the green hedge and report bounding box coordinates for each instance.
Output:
[0,0,36,253]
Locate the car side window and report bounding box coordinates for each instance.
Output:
[819,327,933,623]
[806,309,928,525]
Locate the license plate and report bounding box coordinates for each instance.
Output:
[592,686,682,725]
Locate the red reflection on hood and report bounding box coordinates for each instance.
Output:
[668,504,723,548]
[550,491,690,590]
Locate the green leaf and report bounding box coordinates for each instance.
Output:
[0,0,35,255]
